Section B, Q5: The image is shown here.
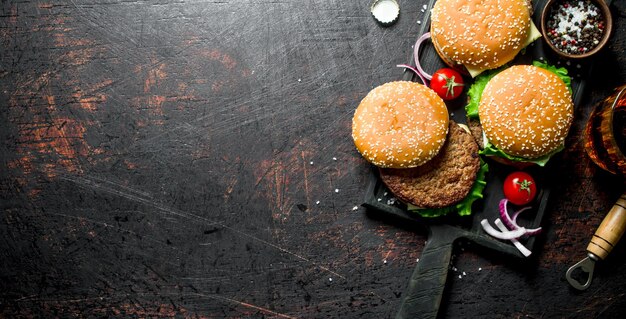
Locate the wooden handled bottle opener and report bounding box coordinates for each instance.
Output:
[566,193,626,290]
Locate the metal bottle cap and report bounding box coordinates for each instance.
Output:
[370,0,400,26]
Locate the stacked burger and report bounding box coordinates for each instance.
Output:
[430,0,542,77]
[351,0,574,218]
[466,62,574,167]
[352,81,488,217]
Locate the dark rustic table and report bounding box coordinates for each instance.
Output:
[2,1,626,318]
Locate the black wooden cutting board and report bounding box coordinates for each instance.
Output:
[361,0,605,318]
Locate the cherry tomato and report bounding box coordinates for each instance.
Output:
[430,68,464,100]
[503,171,537,206]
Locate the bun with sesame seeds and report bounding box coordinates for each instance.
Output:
[478,64,574,161]
[430,0,541,77]
[351,81,449,169]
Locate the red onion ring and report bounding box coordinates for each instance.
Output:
[494,218,532,257]
[512,207,532,224]
[397,32,433,85]
[499,199,542,235]
[413,32,433,81]
[396,64,427,85]
[480,219,528,240]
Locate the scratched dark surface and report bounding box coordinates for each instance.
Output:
[1,0,626,318]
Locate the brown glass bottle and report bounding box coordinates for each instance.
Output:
[583,85,626,175]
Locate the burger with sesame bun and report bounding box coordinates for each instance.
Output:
[430,0,542,77]
[465,61,574,167]
[352,81,488,218]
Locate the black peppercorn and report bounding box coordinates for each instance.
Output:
[546,0,606,55]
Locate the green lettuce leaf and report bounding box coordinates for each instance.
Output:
[479,140,564,167]
[465,69,501,119]
[407,160,489,218]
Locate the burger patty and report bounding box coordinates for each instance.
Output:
[379,121,480,208]
[467,116,484,150]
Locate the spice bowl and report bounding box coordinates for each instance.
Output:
[541,0,612,59]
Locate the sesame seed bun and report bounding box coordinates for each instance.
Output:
[352,81,449,168]
[478,65,574,159]
[431,29,464,71]
[430,0,532,74]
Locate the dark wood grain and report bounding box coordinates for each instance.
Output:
[1,0,626,318]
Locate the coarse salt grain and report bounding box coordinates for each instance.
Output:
[545,0,605,54]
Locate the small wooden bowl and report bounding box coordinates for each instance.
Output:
[540,0,612,59]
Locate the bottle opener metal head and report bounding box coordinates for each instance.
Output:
[565,193,626,291]
[566,253,598,290]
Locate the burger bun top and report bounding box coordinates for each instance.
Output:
[478,65,574,159]
[352,81,449,168]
